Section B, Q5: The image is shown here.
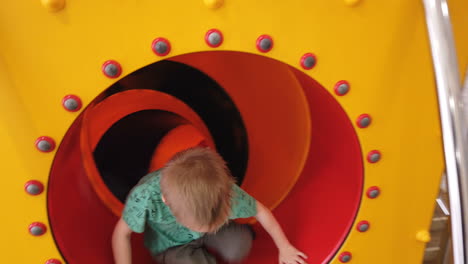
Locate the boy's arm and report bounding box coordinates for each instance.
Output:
[255,201,307,264]
[112,218,133,264]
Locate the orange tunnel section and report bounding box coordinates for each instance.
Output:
[47,51,363,264]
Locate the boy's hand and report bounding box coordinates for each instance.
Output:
[254,201,307,264]
[279,244,307,264]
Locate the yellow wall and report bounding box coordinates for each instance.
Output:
[1,0,466,262]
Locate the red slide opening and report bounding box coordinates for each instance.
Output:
[48,51,362,264]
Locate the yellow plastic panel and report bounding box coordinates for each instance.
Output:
[1,0,464,262]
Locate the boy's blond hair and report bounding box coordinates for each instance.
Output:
[160,147,235,232]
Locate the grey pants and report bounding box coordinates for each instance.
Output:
[155,223,254,264]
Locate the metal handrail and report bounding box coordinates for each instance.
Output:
[423,0,467,263]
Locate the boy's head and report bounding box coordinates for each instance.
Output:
[160,147,234,233]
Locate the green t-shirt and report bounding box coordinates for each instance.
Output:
[122,170,257,256]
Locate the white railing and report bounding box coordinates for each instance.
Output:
[423,0,467,263]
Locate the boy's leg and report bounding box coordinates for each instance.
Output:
[154,239,216,264]
[203,222,254,263]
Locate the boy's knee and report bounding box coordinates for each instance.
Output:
[220,238,252,262]
[156,244,216,264]
[207,223,254,262]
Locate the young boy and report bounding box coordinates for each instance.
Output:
[112,147,307,264]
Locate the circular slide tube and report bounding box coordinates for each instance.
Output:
[47,51,362,264]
